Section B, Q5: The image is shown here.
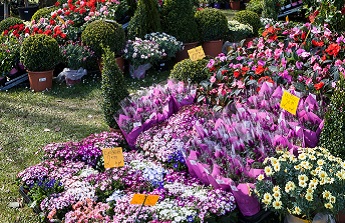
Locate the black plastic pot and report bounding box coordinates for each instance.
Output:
[19,186,41,214]
[18,4,38,21]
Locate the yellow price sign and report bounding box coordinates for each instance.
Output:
[102,147,124,169]
[188,46,205,61]
[130,194,159,206]
[57,16,65,25]
[280,91,300,115]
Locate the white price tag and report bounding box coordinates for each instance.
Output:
[216,179,224,184]
[189,160,197,165]
[231,185,238,192]
[39,78,47,82]
[133,122,142,128]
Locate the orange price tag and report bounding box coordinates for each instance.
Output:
[130,194,146,205]
[280,91,300,115]
[102,147,124,169]
[130,194,159,206]
[188,46,205,61]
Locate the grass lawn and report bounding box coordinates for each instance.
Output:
[0,68,170,222]
[219,9,238,20]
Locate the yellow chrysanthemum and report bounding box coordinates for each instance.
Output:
[298,153,306,160]
[264,166,273,176]
[293,206,302,215]
[263,193,272,202]
[324,203,333,209]
[273,164,281,172]
[305,193,313,201]
[322,190,331,199]
[317,159,325,166]
[319,171,327,179]
[299,180,307,188]
[272,200,282,210]
[298,174,308,182]
[257,174,265,181]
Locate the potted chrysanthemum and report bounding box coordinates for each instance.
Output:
[255,147,345,222]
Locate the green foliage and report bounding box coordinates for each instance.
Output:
[319,76,345,158]
[27,178,64,205]
[126,0,137,16]
[169,58,210,83]
[161,0,199,43]
[246,0,263,15]
[262,0,282,20]
[127,0,161,39]
[227,20,253,42]
[233,10,262,36]
[101,47,129,129]
[0,36,20,76]
[194,8,228,42]
[31,6,57,22]
[60,42,95,70]
[81,20,125,57]
[20,34,60,72]
[0,17,24,34]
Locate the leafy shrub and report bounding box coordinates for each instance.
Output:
[161,0,199,43]
[233,10,262,36]
[169,59,210,83]
[127,0,161,39]
[20,34,60,71]
[101,47,129,129]
[246,0,263,15]
[319,75,345,158]
[32,6,57,22]
[262,0,282,20]
[227,20,253,42]
[0,36,20,76]
[0,17,24,35]
[194,8,228,42]
[81,20,125,57]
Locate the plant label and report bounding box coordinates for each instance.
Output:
[39,78,46,82]
[130,194,159,206]
[102,147,124,169]
[188,46,205,61]
[280,91,300,115]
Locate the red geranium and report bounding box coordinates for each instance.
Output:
[255,65,266,75]
[312,39,324,47]
[314,82,324,90]
[325,43,341,56]
[233,70,241,78]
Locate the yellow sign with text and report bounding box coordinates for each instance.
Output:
[130,194,159,206]
[280,91,300,115]
[188,46,205,61]
[102,147,124,169]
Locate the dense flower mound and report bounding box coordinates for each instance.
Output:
[17,131,236,222]
[199,21,345,113]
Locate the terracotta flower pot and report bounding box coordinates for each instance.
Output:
[98,57,126,73]
[202,40,223,58]
[28,70,53,92]
[230,1,241,10]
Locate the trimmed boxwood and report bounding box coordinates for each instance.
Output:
[81,20,125,57]
[194,8,228,42]
[161,0,199,43]
[101,47,129,129]
[32,6,57,22]
[20,34,60,71]
[233,10,262,36]
[169,58,210,83]
[0,17,24,34]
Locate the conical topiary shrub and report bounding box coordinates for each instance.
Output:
[161,0,199,43]
[319,75,345,158]
[101,47,129,129]
[127,0,161,39]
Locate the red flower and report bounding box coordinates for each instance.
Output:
[312,39,324,47]
[64,10,71,16]
[241,66,249,75]
[301,32,306,40]
[258,76,274,84]
[342,7,345,15]
[314,82,324,90]
[44,30,52,35]
[255,65,266,75]
[59,33,67,39]
[50,19,56,25]
[79,7,87,14]
[3,30,8,35]
[54,1,60,6]
[233,70,241,78]
[308,10,319,23]
[52,13,57,19]
[325,43,341,57]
